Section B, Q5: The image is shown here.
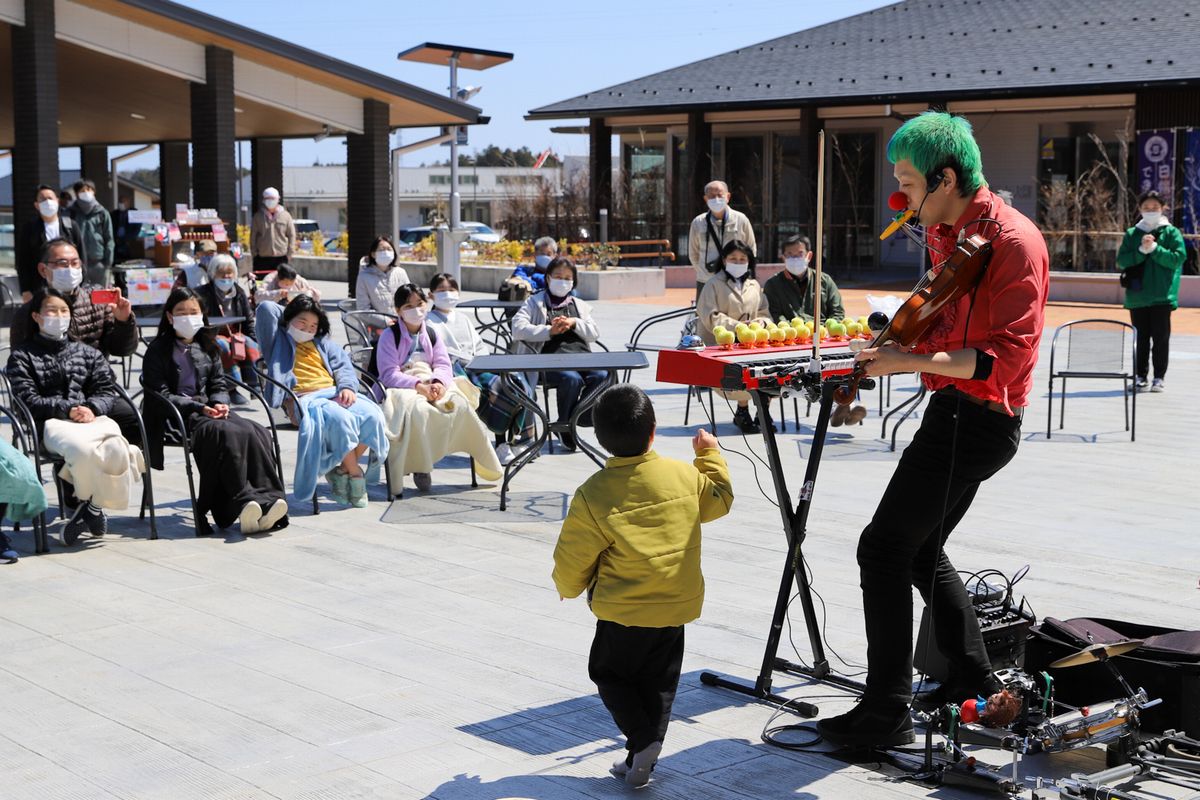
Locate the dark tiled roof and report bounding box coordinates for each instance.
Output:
[528,0,1200,118]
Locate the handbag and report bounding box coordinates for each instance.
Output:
[704,213,727,273]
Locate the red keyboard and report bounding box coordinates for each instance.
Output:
[657,343,858,390]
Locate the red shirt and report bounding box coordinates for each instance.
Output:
[913,188,1049,414]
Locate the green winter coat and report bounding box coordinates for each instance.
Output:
[763,268,845,322]
[70,201,115,268]
[1116,222,1185,310]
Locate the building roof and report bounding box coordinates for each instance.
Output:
[0,169,159,208]
[528,0,1200,119]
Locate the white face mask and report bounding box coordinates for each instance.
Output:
[288,324,316,343]
[51,266,83,293]
[401,306,427,325]
[1141,210,1163,226]
[77,191,95,205]
[707,196,727,214]
[784,256,809,276]
[38,314,70,340]
[724,260,749,279]
[172,314,205,339]
[433,290,459,310]
[548,278,573,298]
[374,249,395,267]
[263,198,279,210]
[38,199,59,217]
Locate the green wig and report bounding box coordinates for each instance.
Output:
[887,111,986,196]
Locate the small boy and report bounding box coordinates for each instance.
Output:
[552,384,733,787]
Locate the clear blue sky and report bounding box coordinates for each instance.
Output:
[8,0,894,176]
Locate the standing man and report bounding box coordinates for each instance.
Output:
[1117,189,1186,393]
[687,181,756,300]
[250,187,296,271]
[762,233,845,323]
[69,179,115,287]
[16,185,83,301]
[816,112,1049,748]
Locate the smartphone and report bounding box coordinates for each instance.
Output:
[90,289,119,305]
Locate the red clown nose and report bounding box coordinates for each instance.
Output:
[888,191,909,211]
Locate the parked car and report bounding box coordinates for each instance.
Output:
[398,222,502,247]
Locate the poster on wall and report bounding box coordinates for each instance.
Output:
[1136,129,1176,198]
[1181,129,1200,237]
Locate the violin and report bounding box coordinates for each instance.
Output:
[833,232,993,406]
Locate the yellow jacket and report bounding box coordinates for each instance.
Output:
[552,448,733,628]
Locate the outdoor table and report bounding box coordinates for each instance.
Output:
[466,351,649,511]
[458,298,525,354]
[136,314,245,329]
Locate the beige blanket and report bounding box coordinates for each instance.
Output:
[43,416,145,510]
[380,378,502,488]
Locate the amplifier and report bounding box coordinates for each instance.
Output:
[915,600,1035,683]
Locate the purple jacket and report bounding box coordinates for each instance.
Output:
[375,323,454,391]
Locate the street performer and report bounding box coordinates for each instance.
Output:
[817,112,1048,748]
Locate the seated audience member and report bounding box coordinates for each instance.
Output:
[6,288,146,546]
[258,295,388,508]
[372,284,502,493]
[697,239,771,433]
[509,236,558,293]
[177,240,216,290]
[355,235,410,330]
[257,262,322,305]
[198,254,261,405]
[511,257,603,452]
[142,287,288,537]
[762,234,845,323]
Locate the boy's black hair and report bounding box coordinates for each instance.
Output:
[282,293,330,338]
[274,263,298,281]
[594,383,656,457]
[1138,189,1167,207]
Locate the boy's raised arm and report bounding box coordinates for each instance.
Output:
[692,429,733,523]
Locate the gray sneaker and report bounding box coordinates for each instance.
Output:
[1151,378,1165,393]
[413,472,433,492]
[61,504,88,546]
[82,503,107,537]
[1135,377,1150,392]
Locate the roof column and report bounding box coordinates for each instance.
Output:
[159,142,191,216]
[11,0,60,239]
[588,119,612,239]
[681,110,713,248]
[79,145,112,208]
[251,138,284,220]
[346,98,390,295]
[190,45,237,224]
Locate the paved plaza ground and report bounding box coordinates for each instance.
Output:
[0,278,1195,799]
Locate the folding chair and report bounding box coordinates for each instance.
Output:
[1046,319,1137,442]
[0,402,51,554]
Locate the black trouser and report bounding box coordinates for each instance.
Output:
[856,391,1021,706]
[253,255,288,272]
[1129,304,1172,380]
[588,620,685,756]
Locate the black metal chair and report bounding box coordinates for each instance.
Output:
[0,402,51,553]
[1046,319,1137,442]
[138,376,286,536]
[341,310,397,354]
[5,381,158,541]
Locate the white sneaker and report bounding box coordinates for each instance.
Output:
[259,498,288,531]
[1151,378,1165,393]
[626,740,662,788]
[495,442,515,466]
[609,756,629,779]
[239,502,262,534]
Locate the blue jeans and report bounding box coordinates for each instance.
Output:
[544,369,606,423]
[214,335,260,388]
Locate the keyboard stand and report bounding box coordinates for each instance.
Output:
[700,372,870,717]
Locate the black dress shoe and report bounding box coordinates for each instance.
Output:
[817,699,915,748]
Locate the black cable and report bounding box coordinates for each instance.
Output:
[695,391,779,509]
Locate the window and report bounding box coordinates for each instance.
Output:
[497,174,542,186]
[429,174,451,185]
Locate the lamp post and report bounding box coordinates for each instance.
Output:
[398,42,512,280]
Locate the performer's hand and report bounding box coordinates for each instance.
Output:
[855,342,911,377]
[693,428,718,452]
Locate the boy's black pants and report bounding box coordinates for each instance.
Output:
[588,620,685,756]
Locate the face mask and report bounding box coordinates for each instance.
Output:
[725,260,749,279]
[288,324,316,343]
[707,197,727,214]
[534,254,553,269]
[51,267,83,293]
[77,191,95,205]
[784,256,808,276]
[548,278,573,298]
[215,278,236,293]
[374,249,395,267]
[38,199,59,217]
[401,306,427,325]
[1141,211,1163,226]
[263,198,279,210]
[198,254,213,268]
[433,291,459,310]
[172,314,205,339]
[38,315,70,340]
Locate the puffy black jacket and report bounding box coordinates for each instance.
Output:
[9,285,138,358]
[5,334,119,429]
[141,333,231,470]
